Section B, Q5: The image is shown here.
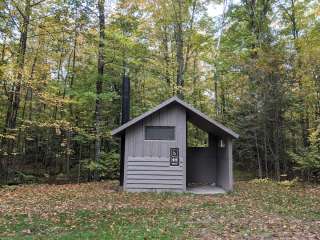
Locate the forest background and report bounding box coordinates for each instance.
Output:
[0,0,319,184]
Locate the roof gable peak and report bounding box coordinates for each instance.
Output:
[111,96,239,139]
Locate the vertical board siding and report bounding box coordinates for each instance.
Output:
[124,104,186,192]
[216,137,233,191]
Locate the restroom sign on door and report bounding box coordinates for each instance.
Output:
[170,148,179,166]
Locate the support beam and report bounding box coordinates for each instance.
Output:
[216,137,233,191]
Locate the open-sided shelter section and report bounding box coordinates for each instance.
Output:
[186,116,234,191]
[112,97,239,193]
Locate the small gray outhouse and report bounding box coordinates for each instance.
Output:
[112,96,239,193]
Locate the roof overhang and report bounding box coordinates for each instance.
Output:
[111,96,239,139]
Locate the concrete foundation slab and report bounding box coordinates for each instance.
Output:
[187,185,226,195]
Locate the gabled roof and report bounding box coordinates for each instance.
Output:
[111,96,239,139]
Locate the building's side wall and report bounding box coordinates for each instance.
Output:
[186,147,216,185]
[124,104,186,192]
[216,137,233,191]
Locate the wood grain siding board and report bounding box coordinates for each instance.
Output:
[126,184,183,189]
[127,166,182,171]
[128,157,168,162]
[127,171,183,175]
[126,180,184,184]
[127,175,184,180]
[135,122,143,157]
[127,189,184,193]
[128,162,169,166]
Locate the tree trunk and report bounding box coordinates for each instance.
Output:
[5,0,31,130]
[214,74,219,114]
[69,23,79,118]
[94,0,105,180]
[174,0,184,98]
[121,68,130,125]
[273,74,281,181]
[162,26,171,86]
[254,130,262,178]
[263,124,268,177]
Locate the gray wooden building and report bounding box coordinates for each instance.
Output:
[112,96,239,193]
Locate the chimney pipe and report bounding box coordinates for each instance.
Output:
[121,69,130,124]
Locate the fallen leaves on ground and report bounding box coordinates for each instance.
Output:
[0,180,319,239]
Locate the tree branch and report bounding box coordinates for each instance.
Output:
[12,0,25,18]
[31,0,46,7]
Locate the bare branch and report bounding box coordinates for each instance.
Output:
[31,0,46,7]
[12,0,25,18]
